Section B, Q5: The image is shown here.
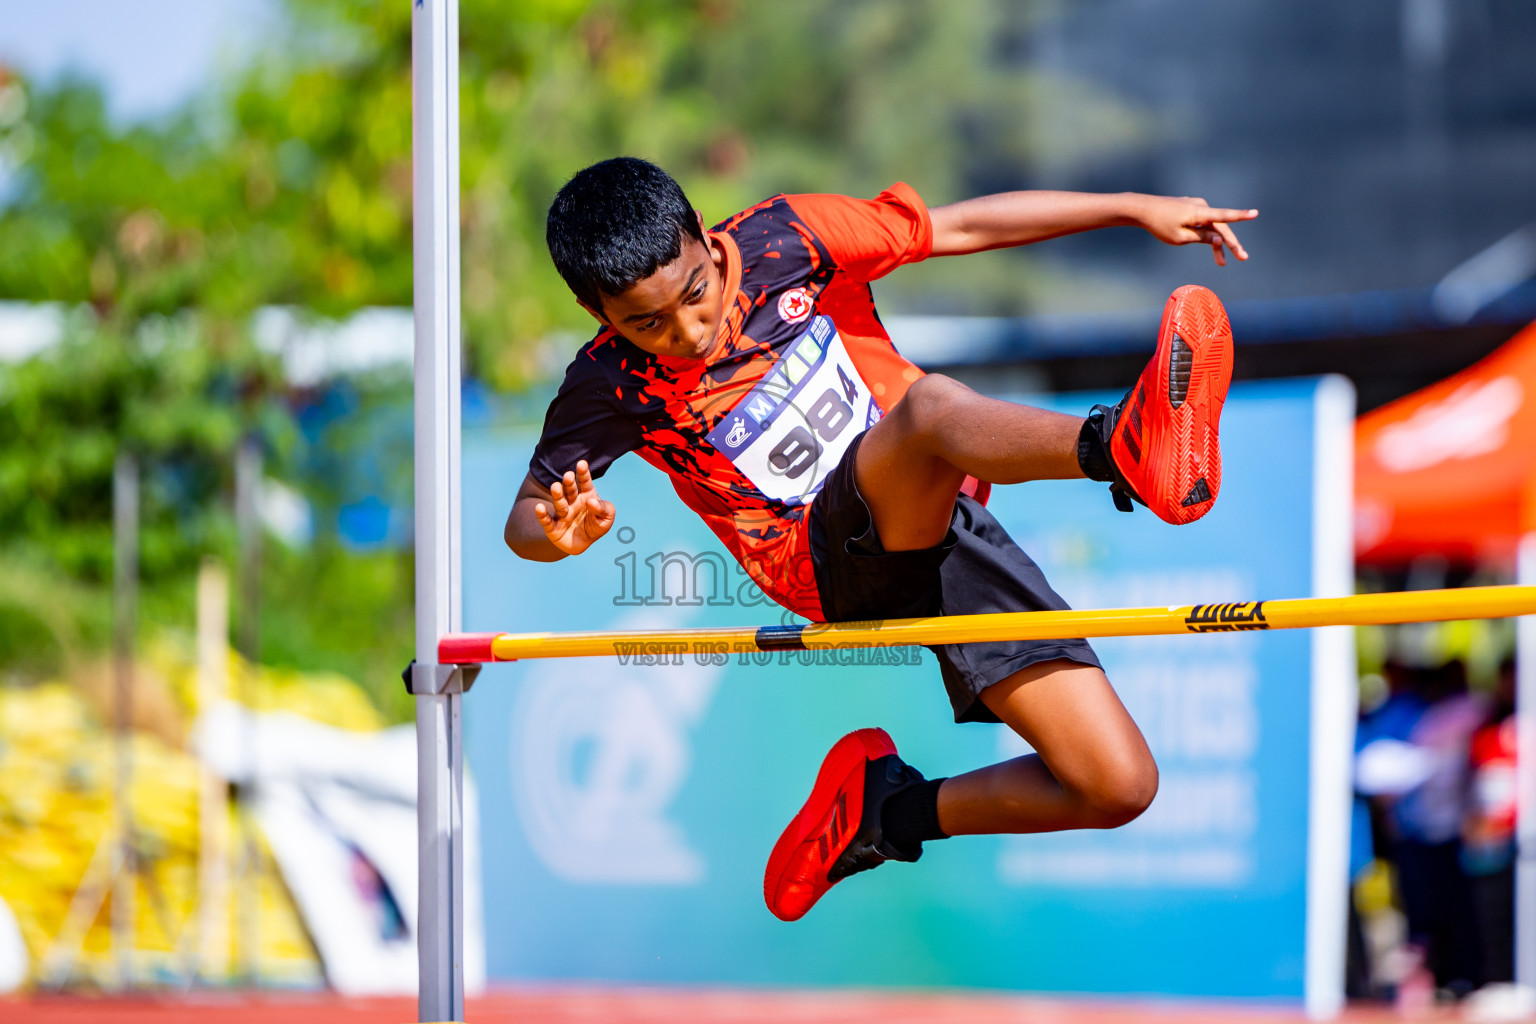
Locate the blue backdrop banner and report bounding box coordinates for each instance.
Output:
[462,378,1344,1002]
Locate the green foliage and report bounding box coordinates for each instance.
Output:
[0,603,67,681]
[0,73,300,326]
[0,59,297,587]
[0,551,111,682]
[256,540,417,722]
[1,1,1137,384]
[0,314,291,582]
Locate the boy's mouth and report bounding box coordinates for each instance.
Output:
[682,322,721,359]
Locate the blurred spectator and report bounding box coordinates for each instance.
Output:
[1464,659,1518,987]
[1352,659,1430,998]
[1391,661,1485,995]
[1355,659,1489,997]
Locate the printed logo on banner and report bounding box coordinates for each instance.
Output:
[777,287,814,324]
[509,610,721,884]
[703,315,882,505]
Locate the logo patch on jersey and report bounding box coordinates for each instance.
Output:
[777,287,814,325]
[723,418,750,448]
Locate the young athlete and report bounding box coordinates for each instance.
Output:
[507,157,1256,921]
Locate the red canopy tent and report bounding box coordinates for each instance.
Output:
[1355,319,1536,568]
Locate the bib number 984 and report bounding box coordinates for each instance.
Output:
[768,369,860,478]
[705,316,880,504]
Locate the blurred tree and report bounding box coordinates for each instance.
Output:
[0,314,290,582]
[2,2,1094,388]
[0,65,294,587]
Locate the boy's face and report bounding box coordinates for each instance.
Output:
[584,220,727,361]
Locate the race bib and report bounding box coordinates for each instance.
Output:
[705,315,882,505]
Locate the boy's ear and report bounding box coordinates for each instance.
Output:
[577,298,610,325]
[695,210,706,236]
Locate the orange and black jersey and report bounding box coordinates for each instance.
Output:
[529,184,935,618]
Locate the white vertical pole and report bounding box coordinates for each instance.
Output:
[196,560,231,982]
[1517,533,1536,989]
[413,0,465,1020]
[112,452,138,992]
[1305,375,1356,1020]
[233,439,262,985]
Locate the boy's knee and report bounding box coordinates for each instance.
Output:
[894,373,966,437]
[1078,752,1159,829]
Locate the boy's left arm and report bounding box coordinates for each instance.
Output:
[928,191,1258,266]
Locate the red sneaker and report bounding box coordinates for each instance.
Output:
[762,728,927,922]
[1083,285,1234,524]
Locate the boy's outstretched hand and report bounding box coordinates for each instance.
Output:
[1134,195,1258,266]
[534,461,616,556]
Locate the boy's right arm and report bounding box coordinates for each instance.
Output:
[505,474,567,562]
[504,461,616,562]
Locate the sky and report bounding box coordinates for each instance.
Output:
[0,0,275,123]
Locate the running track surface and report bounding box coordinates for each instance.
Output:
[0,989,1463,1023]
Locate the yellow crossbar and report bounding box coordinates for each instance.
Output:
[435,585,1536,663]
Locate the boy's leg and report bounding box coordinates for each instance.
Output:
[761,659,1155,921]
[857,284,1234,550]
[855,375,1083,551]
[935,658,1157,835]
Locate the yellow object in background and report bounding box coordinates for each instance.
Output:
[150,638,385,734]
[0,645,387,989]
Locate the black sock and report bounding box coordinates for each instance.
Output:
[880,777,948,854]
[1077,409,1117,482]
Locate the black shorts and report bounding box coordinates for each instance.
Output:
[807,431,1102,723]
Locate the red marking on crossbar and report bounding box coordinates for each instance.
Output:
[439,632,501,663]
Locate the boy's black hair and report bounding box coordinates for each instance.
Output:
[546,157,706,315]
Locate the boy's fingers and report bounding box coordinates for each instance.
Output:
[1192,227,1225,265]
[1188,208,1256,227]
[1212,207,1259,223]
[1213,221,1247,260]
[576,461,595,492]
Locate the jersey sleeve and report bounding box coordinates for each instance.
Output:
[527,353,644,486]
[783,183,934,283]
